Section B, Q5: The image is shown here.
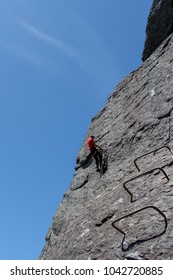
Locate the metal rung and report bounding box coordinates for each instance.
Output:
[112,206,167,252]
[123,168,169,202]
[134,145,173,172]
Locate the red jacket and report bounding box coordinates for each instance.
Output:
[87,137,95,149]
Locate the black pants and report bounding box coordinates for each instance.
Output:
[90,147,102,169]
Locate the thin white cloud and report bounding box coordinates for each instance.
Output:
[20,21,72,53]
[18,20,91,71]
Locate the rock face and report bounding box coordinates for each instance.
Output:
[142,0,173,61]
[40,1,173,260]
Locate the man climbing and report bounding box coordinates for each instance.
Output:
[87,136,102,172]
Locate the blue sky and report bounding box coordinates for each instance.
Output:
[0,0,152,260]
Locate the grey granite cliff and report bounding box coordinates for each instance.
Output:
[142,0,173,61]
[40,1,173,260]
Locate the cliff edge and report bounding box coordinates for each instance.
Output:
[142,0,173,61]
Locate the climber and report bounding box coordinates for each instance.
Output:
[87,136,102,172]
